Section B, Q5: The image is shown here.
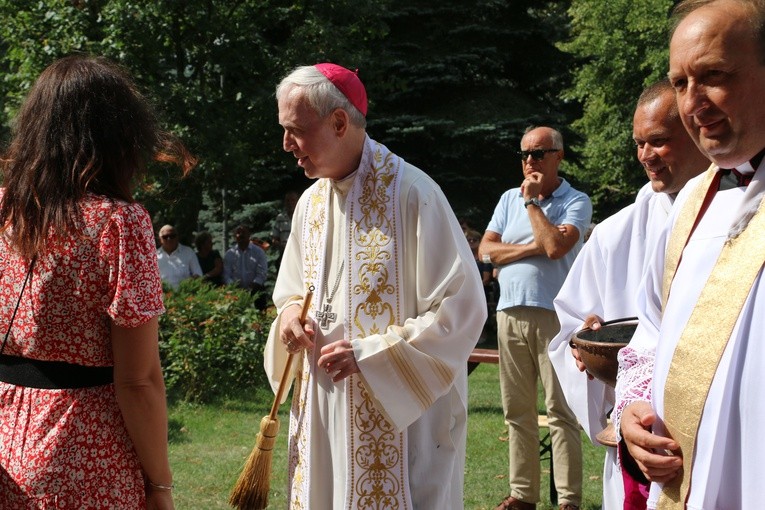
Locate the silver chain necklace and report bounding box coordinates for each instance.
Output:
[317,259,344,329]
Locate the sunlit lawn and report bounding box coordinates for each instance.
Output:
[167,363,606,509]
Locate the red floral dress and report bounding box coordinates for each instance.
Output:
[0,194,164,509]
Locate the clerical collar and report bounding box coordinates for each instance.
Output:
[750,147,765,171]
[730,146,765,175]
[719,146,765,190]
[719,168,754,189]
[331,169,357,197]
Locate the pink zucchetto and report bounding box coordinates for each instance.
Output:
[314,63,368,117]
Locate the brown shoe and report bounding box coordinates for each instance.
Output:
[559,505,580,510]
[494,495,536,510]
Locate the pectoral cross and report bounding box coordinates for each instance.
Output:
[316,303,337,329]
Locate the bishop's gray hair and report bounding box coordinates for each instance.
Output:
[276,65,367,128]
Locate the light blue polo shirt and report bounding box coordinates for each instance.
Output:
[486,178,592,312]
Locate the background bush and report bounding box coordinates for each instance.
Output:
[158,278,274,402]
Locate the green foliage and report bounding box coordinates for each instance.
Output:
[370,0,578,228]
[0,1,99,113]
[2,0,684,227]
[0,0,390,240]
[0,0,579,233]
[562,0,675,219]
[158,278,274,402]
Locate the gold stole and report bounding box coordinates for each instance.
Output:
[658,167,765,508]
[661,167,717,310]
[291,140,411,510]
[287,180,328,509]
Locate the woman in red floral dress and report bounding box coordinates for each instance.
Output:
[0,55,195,509]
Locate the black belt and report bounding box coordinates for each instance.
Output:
[0,355,113,389]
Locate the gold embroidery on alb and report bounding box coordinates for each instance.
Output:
[288,179,328,508]
[291,141,412,509]
[347,142,409,510]
[352,377,403,510]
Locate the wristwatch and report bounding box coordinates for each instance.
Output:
[524,198,541,209]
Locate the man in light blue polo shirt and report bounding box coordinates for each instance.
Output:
[480,126,591,510]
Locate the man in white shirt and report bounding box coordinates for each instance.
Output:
[549,79,709,510]
[617,1,765,508]
[156,224,202,289]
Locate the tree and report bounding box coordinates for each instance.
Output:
[561,0,675,220]
[1,1,581,236]
[0,1,102,141]
[0,0,390,245]
[100,0,393,244]
[368,0,578,228]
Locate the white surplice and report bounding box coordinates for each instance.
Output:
[264,137,487,509]
[616,161,765,510]
[549,183,672,510]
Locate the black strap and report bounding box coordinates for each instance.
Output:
[0,257,36,356]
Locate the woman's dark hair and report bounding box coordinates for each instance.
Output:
[0,54,196,260]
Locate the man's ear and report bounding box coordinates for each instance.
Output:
[331,108,350,137]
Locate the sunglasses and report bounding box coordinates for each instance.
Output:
[518,149,559,161]
[467,237,479,243]
[161,234,177,240]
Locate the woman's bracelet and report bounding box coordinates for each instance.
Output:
[148,481,175,491]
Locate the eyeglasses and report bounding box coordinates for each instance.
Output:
[161,234,177,240]
[518,149,559,161]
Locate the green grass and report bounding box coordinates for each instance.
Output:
[464,363,606,510]
[168,363,607,509]
[167,391,289,509]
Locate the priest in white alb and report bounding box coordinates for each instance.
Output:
[263,63,486,509]
[549,79,709,510]
[616,1,765,508]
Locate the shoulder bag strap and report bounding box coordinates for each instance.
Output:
[0,256,37,356]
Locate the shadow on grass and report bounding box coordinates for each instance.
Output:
[469,404,504,414]
[168,417,190,445]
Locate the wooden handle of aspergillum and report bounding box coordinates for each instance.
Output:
[268,286,314,419]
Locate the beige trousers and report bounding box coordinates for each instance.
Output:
[497,306,582,506]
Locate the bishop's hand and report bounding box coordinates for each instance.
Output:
[318,339,360,382]
[280,302,316,353]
